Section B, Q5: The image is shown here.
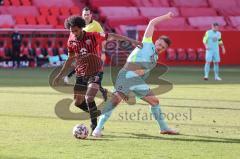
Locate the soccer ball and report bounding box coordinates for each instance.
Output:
[72,124,89,139]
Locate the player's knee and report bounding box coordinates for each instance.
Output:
[74,95,84,106]
[74,100,83,107]
[150,98,159,106]
[85,95,95,103]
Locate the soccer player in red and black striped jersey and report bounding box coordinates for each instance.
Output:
[53,15,141,132]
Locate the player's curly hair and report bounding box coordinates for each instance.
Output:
[159,35,172,47]
[64,15,86,29]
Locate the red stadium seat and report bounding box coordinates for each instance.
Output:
[33,0,74,7]
[47,47,54,56]
[156,17,190,30]
[107,17,148,28]
[49,7,59,16]
[229,16,240,28]
[208,0,238,9]
[150,0,169,7]
[0,42,8,59]
[188,16,227,28]
[99,7,139,19]
[36,16,47,25]
[55,25,65,29]
[58,47,65,55]
[70,6,80,15]
[0,6,8,14]
[172,0,209,7]
[130,0,153,7]
[90,0,132,10]
[0,14,15,28]
[14,24,53,29]
[15,15,26,24]
[39,7,49,16]
[0,24,13,28]
[7,6,39,16]
[177,48,187,61]
[130,0,169,7]
[26,16,37,25]
[197,48,205,61]
[0,47,6,58]
[21,0,32,6]
[4,0,11,6]
[60,7,70,16]
[47,15,58,26]
[218,7,240,16]
[11,0,21,6]
[166,48,177,61]
[139,7,180,18]
[180,7,218,17]
[20,45,29,56]
[187,48,197,61]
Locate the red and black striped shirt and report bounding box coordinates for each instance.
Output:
[67,31,108,76]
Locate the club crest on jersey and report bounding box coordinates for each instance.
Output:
[85,39,92,45]
[79,48,87,55]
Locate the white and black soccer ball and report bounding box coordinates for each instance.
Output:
[72,124,89,139]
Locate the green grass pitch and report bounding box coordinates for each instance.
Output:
[0,66,240,159]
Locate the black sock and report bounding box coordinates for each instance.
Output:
[86,101,98,128]
[99,86,104,93]
[76,101,89,113]
[67,69,76,78]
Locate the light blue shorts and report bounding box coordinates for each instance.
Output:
[205,50,220,62]
[114,69,150,98]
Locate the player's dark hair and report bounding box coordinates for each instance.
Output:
[159,35,172,47]
[64,15,86,29]
[82,7,91,13]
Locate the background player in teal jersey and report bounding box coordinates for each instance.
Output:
[203,22,226,81]
[92,12,179,137]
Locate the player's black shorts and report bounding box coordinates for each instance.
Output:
[74,72,104,92]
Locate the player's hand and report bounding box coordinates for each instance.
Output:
[222,47,226,54]
[166,12,174,19]
[132,40,143,48]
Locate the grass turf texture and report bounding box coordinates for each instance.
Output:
[0,67,240,159]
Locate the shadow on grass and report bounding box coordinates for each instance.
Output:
[84,138,112,141]
[104,132,240,144]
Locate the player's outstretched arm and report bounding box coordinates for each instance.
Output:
[108,33,142,48]
[52,53,75,85]
[144,12,174,38]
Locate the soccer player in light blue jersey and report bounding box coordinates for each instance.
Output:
[92,12,179,137]
[203,22,226,81]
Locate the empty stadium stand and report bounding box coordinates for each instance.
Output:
[92,0,240,31]
[0,0,240,30]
